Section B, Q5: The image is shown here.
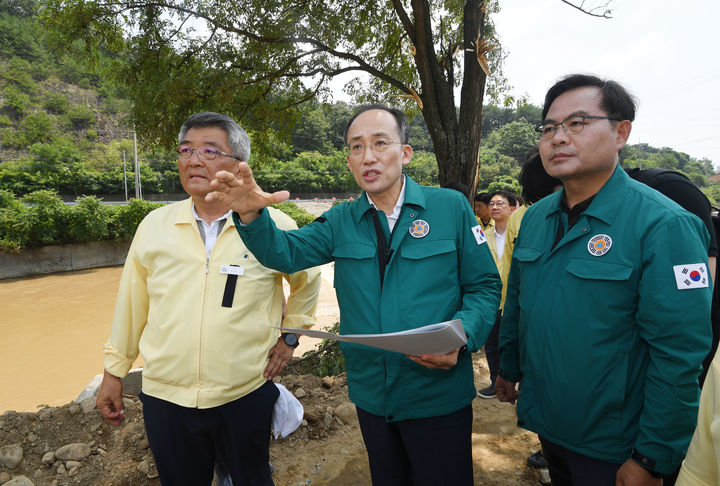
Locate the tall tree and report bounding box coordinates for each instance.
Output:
[41,0,610,195]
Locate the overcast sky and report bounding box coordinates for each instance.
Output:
[493,0,720,168]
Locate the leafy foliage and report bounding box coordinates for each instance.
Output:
[39,0,505,192]
[271,202,317,228]
[0,191,325,252]
[286,322,346,377]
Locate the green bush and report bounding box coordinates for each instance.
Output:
[2,56,38,92]
[65,104,96,129]
[43,92,70,114]
[21,190,70,246]
[2,85,32,118]
[2,128,28,149]
[20,111,54,145]
[271,201,317,228]
[67,196,111,242]
[284,323,346,377]
[108,198,163,240]
[0,189,30,253]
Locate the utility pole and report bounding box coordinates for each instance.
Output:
[122,150,128,201]
[133,131,142,199]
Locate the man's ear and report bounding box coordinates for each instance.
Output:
[401,143,413,167]
[615,120,632,150]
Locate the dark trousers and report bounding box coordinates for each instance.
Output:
[484,310,502,383]
[540,437,622,486]
[139,381,279,486]
[356,405,473,486]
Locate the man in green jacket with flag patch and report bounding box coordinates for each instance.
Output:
[497,74,712,485]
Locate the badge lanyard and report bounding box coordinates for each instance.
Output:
[370,208,395,289]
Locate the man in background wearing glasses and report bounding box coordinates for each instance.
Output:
[207,104,501,485]
[96,112,321,485]
[496,74,712,485]
[477,190,518,399]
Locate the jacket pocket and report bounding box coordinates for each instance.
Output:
[566,258,634,281]
[331,242,376,289]
[399,239,456,259]
[332,242,376,259]
[512,247,543,263]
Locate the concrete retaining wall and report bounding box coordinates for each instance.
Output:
[0,240,131,280]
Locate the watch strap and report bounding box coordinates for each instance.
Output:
[631,449,663,478]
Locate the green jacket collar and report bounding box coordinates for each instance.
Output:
[545,164,628,226]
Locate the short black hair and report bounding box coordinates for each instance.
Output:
[490,190,517,207]
[474,192,492,204]
[541,74,637,122]
[441,181,468,195]
[519,149,561,204]
[343,104,410,145]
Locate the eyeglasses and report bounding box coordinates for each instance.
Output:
[177,145,243,161]
[536,115,620,141]
[347,138,401,157]
[488,201,508,208]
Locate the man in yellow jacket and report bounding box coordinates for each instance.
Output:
[676,349,720,486]
[478,190,518,398]
[96,112,321,486]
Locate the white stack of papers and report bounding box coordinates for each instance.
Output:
[278,319,466,356]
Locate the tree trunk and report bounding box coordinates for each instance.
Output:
[458,0,487,198]
[410,0,487,199]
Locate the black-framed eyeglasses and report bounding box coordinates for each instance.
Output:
[176,145,243,161]
[346,138,402,157]
[536,115,621,141]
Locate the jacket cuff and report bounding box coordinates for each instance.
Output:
[103,342,133,379]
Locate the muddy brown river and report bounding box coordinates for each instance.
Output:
[0,263,338,413]
[0,267,131,413]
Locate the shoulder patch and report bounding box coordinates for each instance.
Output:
[471,225,487,245]
[673,263,709,290]
[313,216,327,224]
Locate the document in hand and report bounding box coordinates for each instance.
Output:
[279,319,466,356]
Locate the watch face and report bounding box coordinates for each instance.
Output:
[284,333,299,347]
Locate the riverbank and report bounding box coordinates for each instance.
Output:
[0,354,548,486]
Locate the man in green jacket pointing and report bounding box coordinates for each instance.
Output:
[496,74,712,485]
[207,105,501,485]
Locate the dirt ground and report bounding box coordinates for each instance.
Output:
[1,201,547,485]
[0,352,547,486]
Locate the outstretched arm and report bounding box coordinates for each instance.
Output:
[206,162,290,223]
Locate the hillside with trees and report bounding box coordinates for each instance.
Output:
[0,2,717,205]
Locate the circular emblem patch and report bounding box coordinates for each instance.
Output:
[409,219,430,238]
[588,234,612,256]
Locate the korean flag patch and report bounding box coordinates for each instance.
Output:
[471,225,487,245]
[673,263,709,290]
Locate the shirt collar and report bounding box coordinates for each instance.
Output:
[192,203,233,225]
[366,174,406,220]
[353,175,426,222]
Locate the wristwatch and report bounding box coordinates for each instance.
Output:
[631,449,663,478]
[281,332,299,348]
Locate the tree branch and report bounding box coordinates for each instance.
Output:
[561,0,613,19]
[110,1,414,96]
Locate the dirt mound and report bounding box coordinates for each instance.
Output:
[0,354,547,486]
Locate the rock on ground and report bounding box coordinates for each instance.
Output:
[1,353,542,485]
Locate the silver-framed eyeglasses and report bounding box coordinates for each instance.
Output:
[488,201,508,208]
[347,138,402,157]
[176,145,243,161]
[536,115,621,141]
